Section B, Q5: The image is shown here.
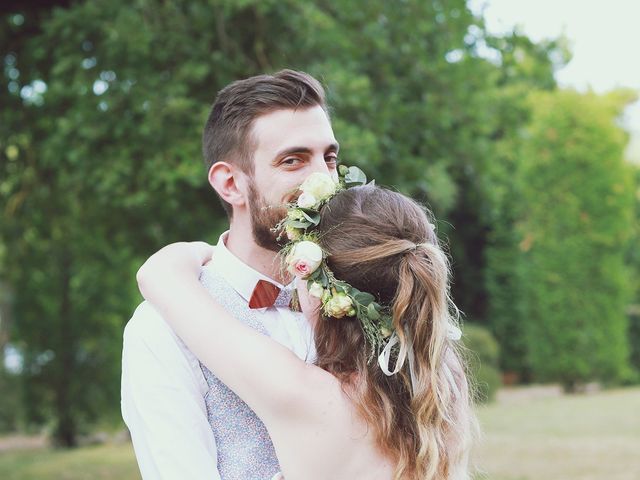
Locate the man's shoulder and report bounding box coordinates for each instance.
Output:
[123,301,181,352]
[123,301,206,385]
[125,301,167,333]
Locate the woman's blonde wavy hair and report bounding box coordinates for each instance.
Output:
[313,184,477,479]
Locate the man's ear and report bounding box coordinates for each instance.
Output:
[208,162,248,209]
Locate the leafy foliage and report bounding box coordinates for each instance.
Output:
[462,323,502,403]
[516,90,636,390]
[0,0,637,446]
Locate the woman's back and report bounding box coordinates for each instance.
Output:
[137,179,475,480]
[266,365,396,480]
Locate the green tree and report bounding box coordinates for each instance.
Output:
[0,0,563,444]
[1,1,225,445]
[481,31,569,378]
[517,89,636,390]
[626,165,640,377]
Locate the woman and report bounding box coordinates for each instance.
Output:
[137,177,476,480]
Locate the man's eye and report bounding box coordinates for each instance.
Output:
[325,154,338,165]
[283,157,301,165]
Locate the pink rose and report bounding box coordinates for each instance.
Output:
[294,260,312,277]
[286,240,323,278]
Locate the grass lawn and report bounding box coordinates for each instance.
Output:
[0,386,638,479]
[473,386,640,480]
[0,442,140,480]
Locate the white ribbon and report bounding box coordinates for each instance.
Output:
[406,336,418,396]
[378,332,404,375]
[377,324,462,396]
[378,332,418,395]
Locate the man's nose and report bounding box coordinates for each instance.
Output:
[309,156,339,181]
[309,155,331,175]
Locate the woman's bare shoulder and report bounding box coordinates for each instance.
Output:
[275,362,353,423]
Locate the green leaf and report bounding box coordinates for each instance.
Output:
[299,207,319,215]
[367,303,381,320]
[318,268,329,286]
[288,220,312,229]
[299,209,320,226]
[333,281,349,293]
[344,166,367,186]
[307,268,322,282]
[353,291,375,306]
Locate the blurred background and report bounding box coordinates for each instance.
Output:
[1,0,638,479]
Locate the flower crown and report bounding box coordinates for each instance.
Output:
[276,165,395,356]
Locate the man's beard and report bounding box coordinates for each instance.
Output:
[248,182,288,252]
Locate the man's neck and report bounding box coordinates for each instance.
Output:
[225,224,289,285]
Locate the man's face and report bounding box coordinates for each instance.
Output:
[245,105,339,251]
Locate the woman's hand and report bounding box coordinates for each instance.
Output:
[136,241,214,302]
[295,278,322,328]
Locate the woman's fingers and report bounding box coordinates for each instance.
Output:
[154,241,213,268]
[186,241,215,266]
[137,241,214,289]
[296,278,322,326]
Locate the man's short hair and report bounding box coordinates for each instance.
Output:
[202,69,328,217]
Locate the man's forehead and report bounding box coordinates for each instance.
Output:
[251,106,336,152]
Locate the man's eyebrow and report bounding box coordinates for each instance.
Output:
[275,142,340,158]
[275,146,313,158]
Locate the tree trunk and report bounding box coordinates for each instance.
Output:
[52,252,77,448]
[0,281,14,358]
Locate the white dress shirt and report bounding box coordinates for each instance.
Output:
[121,232,315,479]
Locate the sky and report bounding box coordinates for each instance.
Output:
[469,0,640,159]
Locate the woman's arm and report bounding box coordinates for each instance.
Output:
[136,242,321,424]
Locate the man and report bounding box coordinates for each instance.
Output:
[121,70,339,479]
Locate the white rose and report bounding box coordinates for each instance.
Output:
[297,192,317,209]
[286,240,323,278]
[324,292,354,318]
[308,281,325,298]
[300,172,337,202]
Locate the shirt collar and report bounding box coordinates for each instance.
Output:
[206,231,289,306]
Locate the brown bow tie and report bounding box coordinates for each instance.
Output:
[249,279,294,309]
